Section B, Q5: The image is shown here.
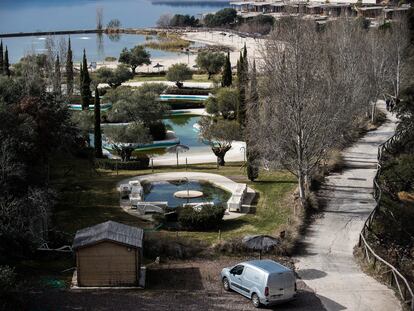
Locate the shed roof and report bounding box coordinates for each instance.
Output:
[73,221,143,249]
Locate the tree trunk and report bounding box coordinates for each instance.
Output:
[298,172,307,209]
[118,147,133,162]
[212,146,231,166]
[132,66,137,74]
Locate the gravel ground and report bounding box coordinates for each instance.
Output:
[23,258,326,311]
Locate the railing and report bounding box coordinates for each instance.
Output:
[358,129,413,310]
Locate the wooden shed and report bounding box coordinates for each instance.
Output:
[72,221,144,287]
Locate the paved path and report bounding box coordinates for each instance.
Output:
[294,103,401,311]
[151,141,246,167]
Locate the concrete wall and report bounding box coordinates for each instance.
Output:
[76,241,139,287]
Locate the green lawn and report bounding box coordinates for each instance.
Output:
[50,155,297,245]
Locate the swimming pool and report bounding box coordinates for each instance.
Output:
[142,180,231,209]
[164,115,210,150]
[159,94,209,102]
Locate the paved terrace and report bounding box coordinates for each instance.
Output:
[294,102,401,311]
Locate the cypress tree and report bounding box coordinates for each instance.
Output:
[80,49,92,110]
[0,41,3,75]
[66,37,74,96]
[94,86,103,158]
[246,60,259,181]
[4,46,10,77]
[237,49,247,126]
[54,55,62,96]
[221,51,232,87]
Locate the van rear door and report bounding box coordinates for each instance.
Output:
[267,271,296,299]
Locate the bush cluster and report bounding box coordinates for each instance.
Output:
[178,204,225,230]
[170,14,199,27]
[204,8,237,28]
[95,157,150,170]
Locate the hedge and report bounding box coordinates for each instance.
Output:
[165,87,211,96]
[95,157,149,170]
[167,100,205,110]
[178,204,225,230]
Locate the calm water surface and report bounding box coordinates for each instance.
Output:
[0,0,229,62]
[143,180,231,208]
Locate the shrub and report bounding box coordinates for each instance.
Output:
[105,56,117,62]
[165,87,210,96]
[144,38,191,51]
[178,204,225,230]
[167,100,205,110]
[149,122,167,140]
[95,157,149,170]
[137,71,167,78]
[166,63,193,88]
[0,266,16,300]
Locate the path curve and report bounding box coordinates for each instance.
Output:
[294,102,401,311]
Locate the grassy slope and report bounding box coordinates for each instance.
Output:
[50,155,296,245]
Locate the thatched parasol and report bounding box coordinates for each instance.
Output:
[242,235,279,259]
[167,144,189,167]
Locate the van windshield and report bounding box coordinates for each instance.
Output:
[230,265,244,275]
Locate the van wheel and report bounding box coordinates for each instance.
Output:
[222,277,230,291]
[251,293,261,308]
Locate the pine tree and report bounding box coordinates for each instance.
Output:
[221,51,232,87]
[54,55,62,96]
[66,37,74,96]
[80,49,92,110]
[0,41,3,75]
[94,86,103,158]
[4,46,10,77]
[246,60,259,181]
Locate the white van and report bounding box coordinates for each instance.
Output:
[220,259,297,308]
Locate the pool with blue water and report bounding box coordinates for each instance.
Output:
[142,180,230,208]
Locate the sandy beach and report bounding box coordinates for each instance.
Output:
[94,30,264,74]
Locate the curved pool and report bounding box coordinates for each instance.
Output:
[159,94,209,102]
[142,180,231,208]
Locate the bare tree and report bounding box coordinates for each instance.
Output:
[323,18,374,131]
[96,7,104,30]
[258,17,373,208]
[387,15,410,104]
[45,36,67,94]
[157,13,173,28]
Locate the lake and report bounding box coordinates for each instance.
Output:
[0,0,230,63]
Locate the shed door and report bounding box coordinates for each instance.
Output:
[78,241,137,287]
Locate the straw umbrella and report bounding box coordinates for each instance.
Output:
[167,144,189,167]
[242,235,279,259]
[153,63,164,72]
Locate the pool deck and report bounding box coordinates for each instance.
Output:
[117,172,255,220]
